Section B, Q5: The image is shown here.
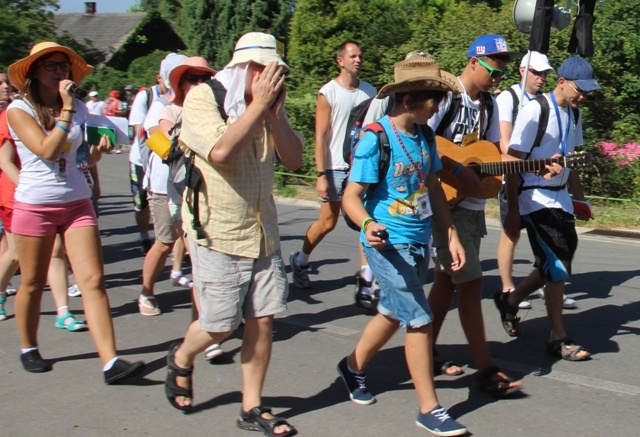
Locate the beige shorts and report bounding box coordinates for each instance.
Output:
[148,192,178,244]
[432,206,485,285]
[187,237,289,332]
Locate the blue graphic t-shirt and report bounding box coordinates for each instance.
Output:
[349,115,442,247]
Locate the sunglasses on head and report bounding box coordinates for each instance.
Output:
[184,74,211,85]
[476,58,507,79]
[41,61,71,72]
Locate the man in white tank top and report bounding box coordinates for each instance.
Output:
[289,40,376,295]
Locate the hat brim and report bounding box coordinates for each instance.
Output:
[8,44,93,93]
[572,78,600,92]
[377,71,461,99]
[225,49,288,71]
[169,64,216,104]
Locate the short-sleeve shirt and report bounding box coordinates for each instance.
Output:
[179,81,281,258]
[428,90,501,211]
[509,94,583,215]
[319,79,377,170]
[142,99,170,194]
[349,115,442,246]
[128,87,155,167]
[0,110,20,209]
[8,99,91,204]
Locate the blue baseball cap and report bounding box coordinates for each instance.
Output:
[467,34,521,60]
[558,57,600,92]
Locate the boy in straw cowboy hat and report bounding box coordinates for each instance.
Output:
[339,53,468,436]
[164,32,302,436]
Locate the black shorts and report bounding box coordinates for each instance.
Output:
[522,208,578,282]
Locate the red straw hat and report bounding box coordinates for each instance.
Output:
[169,56,216,105]
[8,41,93,92]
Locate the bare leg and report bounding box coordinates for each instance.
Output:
[497,230,519,292]
[0,231,19,294]
[301,200,341,255]
[141,239,174,297]
[47,235,71,316]
[427,271,456,344]
[349,313,399,371]
[63,225,116,365]
[135,208,150,235]
[13,233,56,348]
[405,324,439,413]
[456,278,493,371]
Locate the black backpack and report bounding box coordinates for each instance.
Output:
[342,97,396,165]
[170,78,228,239]
[434,92,494,140]
[341,121,435,231]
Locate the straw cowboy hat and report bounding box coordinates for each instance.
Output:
[169,56,216,104]
[377,54,461,99]
[8,42,94,92]
[226,32,288,70]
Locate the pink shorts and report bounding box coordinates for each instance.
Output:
[12,199,97,237]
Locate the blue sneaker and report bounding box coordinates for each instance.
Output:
[336,357,376,405]
[416,405,468,436]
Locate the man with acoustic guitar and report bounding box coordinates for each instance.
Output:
[497,56,597,362]
[425,34,523,396]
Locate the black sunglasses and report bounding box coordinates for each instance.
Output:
[185,74,211,85]
[41,61,71,72]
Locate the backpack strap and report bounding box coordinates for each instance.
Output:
[506,87,519,126]
[480,91,494,140]
[435,93,461,137]
[361,122,391,199]
[206,78,228,121]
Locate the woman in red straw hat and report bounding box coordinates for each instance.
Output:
[6,42,145,382]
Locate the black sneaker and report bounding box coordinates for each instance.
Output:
[104,358,146,384]
[140,238,153,254]
[336,357,376,405]
[20,349,52,373]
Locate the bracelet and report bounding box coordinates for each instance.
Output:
[61,108,76,113]
[361,216,376,232]
[451,163,463,176]
[55,123,70,133]
[316,171,326,177]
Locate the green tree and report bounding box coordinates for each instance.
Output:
[0,0,58,68]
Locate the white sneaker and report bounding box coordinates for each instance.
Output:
[67,284,82,297]
[6,283,17,296]
[534,288,577,309]
[204,343,223,361]
[518,300,532,310]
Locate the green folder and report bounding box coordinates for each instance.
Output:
[86,125,117,147]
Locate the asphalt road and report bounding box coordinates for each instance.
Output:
[2,152,639,436]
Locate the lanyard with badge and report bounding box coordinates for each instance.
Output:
[550,91,571,156]
[389,117,432,219]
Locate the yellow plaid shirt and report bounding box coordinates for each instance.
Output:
[179,83,280,258]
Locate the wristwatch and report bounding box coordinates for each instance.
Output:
[316,171,326,177]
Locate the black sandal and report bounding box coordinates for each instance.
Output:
[493,291,520,337]
[476,365,521,397]
[433,348,464,376]
[237,406,297,436]
[165,342,193,411]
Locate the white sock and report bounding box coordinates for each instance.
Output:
[170,270,182,278]
[21,347,38,354]
[296,251,309,266]
[103,356,119,371]
[360,265,374,282]
[57,305,69,317]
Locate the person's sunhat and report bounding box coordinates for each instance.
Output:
[225,32,288,70]
[558,56,600,92]
[88,91,99,97]
[169,56,216,104]
[109,90,120,98]
[377,54,461,99]
[124,84,135,91]
[467,34,521,60]
[160,53,188,89]
[520,51,554,72]
[8,41,94,92]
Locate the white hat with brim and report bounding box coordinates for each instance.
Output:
[8,41,94,93]
[377,55,461,99]
[520,51,554,72]
[225,32,288,70]
[88,91,99,97]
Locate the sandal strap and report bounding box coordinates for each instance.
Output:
[138,295,159,310]
[241,406,294,435]
[476,365,502,381]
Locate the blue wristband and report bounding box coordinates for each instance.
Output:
[55,123,70,133]
[451,163,463,176]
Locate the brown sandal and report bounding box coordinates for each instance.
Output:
[547,338,591,361]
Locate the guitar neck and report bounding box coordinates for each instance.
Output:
[479,157,563,176]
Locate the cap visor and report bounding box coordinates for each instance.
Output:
[574,79,600,92]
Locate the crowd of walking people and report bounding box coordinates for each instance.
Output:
[0,29,599,436]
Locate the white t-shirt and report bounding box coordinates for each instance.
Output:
[428,90,501,211]
[496,83,537,125]
[509,93,583,215]
[128,86,157,167]
[159,104,183,204]
[8,98,91,204]
[86,99,107,116]
[142,99,170,194]
[318,79,377,170]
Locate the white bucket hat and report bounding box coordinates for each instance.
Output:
[225,32,288,70]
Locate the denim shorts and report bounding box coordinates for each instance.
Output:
[363,243,433,329]
[319,169,348,202]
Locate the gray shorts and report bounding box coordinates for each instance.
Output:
[432,206,486,285]
[148,192,178,244]
[187,237,289,332]
[320,169,348,202]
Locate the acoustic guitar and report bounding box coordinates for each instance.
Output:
[436,136,593,205]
